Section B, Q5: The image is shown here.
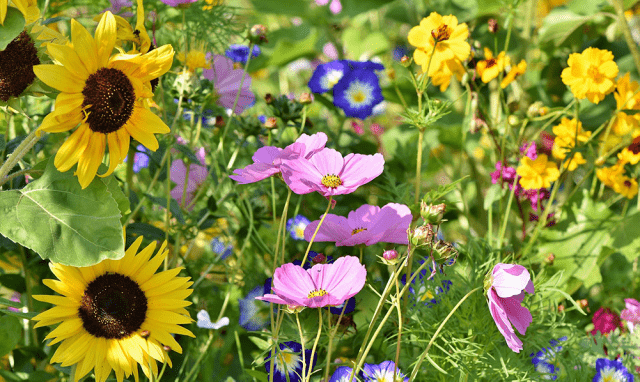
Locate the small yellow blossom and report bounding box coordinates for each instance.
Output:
[552,118,591,160]
[613,175,639,199]
[614,73,640,110]
[178,49,209,72]
[408,12,470,88]
[612,112,638,136]
[596,163,625,188]
[501,59,526,89]
[618,135,640,165]
[563,152,586,171]
[430,57,466,91]
[517,154,560,190]
[561,47,618,104]
[476,48,508,83]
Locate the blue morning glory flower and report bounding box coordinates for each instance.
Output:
[239,285,270,331]
[264,341,316,382]
[258,115,267,124]
[225,44,261,64]
[329,296,356,315]
[592,358,634,382]
[332,69,384,119]
[287,215,311,240]
[401,261,452,308]
[330,366,357,382]
[363,361,408,382]
[530,336,566,380]
[308,60,349,93]
[123,145,150,173]
[210,238,233,260]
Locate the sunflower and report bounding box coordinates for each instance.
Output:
[33,236,194,382]
[0,0,39,25]
[33,11,174,188]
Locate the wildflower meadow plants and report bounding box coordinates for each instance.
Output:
[3,0,640,381]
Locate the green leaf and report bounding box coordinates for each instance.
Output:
[341,0,395,17]
[0,308,36,320]
[0,315,21,357]
[0,8,25,50]
[173,144,201,164]
[0,274,26,293]
[249,0,308,15]
[243,369,268,382]
[145,194,185,224]
[0,157,125,266]
[0,296,22,309]
[102,175,130,216]
[268,29,319,67]
[611,212,640,262]
[538,9,596,47]
[342,29,390,59]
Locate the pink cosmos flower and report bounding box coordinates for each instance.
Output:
[257,256,366,308]
[203,54,255,114]
[621,299,640,332]
[315,0,342,14]
[304,203,412,246]
[486,263,535,353]
[170,147,208,208]
[282,148,384,197]
[591,307,623,336]
[230,132,327,184]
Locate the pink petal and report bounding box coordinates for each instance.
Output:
[364,203,412,245]
[347,204,380,228]
[252,146,282,164]
[294,132,328,159]
[272,263,315,305]
[257,294,297,305]
[170,159,188,184]
[340,153,384,188]
[492,263,534,298]
[309,256,366,302]
[488,289,523,353]
[281,158,324,195]
[304,214,352,243]
[329,0,342,14]
[309,148,345,177]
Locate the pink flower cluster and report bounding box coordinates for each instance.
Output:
[304,203,412,246]
[230,132,385,198]
[486,263,535,353]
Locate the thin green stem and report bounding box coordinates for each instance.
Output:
[612,0,640,75]
[295,313,308,381]
[408,287,482,381]
[306,309,323,382]
[184,331,216,382]
[497,174,519,249]
[415,130,424,205]
[0,129,40,188]
[301,196,333,265]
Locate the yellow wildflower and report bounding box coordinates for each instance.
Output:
[614,73,640,110]
[430,57,466,91]
[613,175,639,199]
[178,49,209,72]
[596,163,625,188]
[611,112,638,136]
[0,0,39,25]
[516,154,560,190]
[476,48,508,83]
[408,12,470,81]
[561,47,618,104]
[551,118,591,160]
[563,152,586,171]
[618,135,640,165]
[501,59,527,88]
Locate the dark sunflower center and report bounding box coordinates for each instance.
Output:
[0,30,40,102]
[78,273,147,339]
[82,68,135,134]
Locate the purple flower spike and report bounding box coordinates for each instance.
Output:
[282,148,384,197]
[486,263,535,353]
[256,256,366,309]
[304,203,412,246]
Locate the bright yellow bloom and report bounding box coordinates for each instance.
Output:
[33,236,194,382]
[0,0,39,25]
[408,12,470,77]
[33,12,174,188]
[611,112,638,136]
[177,49,209,72]
[430,57,466,91]
[203,0,223,10]
[613,175,639,199]
[501,59,526,89]
[517,154,560,190]
[552,118,591,160]
[561,47,618,104]
[596,163,625,188]
[111,0,151,54]
[614,73,640,110]
[563,152,586,171]
[476,48,508,84]
[618,135,640,165]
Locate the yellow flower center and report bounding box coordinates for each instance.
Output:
[308,289,328,298]
[321,174,342,188]
[587,65,604,82]
[431,23,452,42]
[351,227,367,235]
[352,91,366,103]
[485,58,497,68]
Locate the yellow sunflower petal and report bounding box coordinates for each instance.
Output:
[45,43,89,80]
[54,124,93,172]
[33,64,85,93]
[75,132,106,189]
[45,318,83,345]
[71,19,99,74]
[94,11,117,68]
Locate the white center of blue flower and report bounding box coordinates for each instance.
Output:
[292,224,306,240]
[275,350,302,375]
[344,80,375,109]
[597,366,629,382]
[368,370,407,382]
[321,69,344,90]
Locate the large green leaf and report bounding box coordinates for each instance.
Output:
[0,158,125,266]
[0,315,21,357]
[0,8,25,51]
[342,29,390,59]
[102,175,130,216]
[268,29,319,67]
[611,212,640,262]
[538,9,596,47]
[341,0,396,17]
[249,0,308,15]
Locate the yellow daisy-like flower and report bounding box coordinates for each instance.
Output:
[476,48,508,84]
[614,73,640,110]
[516,154,560,190]
[561,47,618,104]
[501,59,526,89]
[551,117,591,160]
[33,236,194,382]
[430,57,466,91]
[613,175,639,199]
[33,11,174,188]
[0,0,39,25]
[563,152,586,171]
[178,49,209,72]
[611,112,638,136]
[596,163,625,188]
[618,135,640,165]
[408,12,470,77]
[111,0,151,54]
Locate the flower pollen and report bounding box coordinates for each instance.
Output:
[431,23,452,42]
[308,289,328,298]
[351,227,367,235]
[78,273,147,339]
[82,68,136,134]
[321,174,343,188]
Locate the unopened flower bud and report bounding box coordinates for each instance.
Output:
[248,24,268,44]
[420,202,446,225]
[545,253,555,265]
[381,249,399,265]
[410,224,433,246]
[540,107,549,116]
[215,115,225,127]
[488,19,498,34]
[558,304,565,313]
[595,157,606,167]
[299,92,313,104]
[163,346,171,352]
[311,253,326,264]
[578,299,589,309]
[432,240,457,261]
[264,93,274,104]
[264,117,277,129]
[508,114,521,127]
[400,55,411,67]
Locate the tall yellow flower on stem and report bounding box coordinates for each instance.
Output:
[516,154,560,190]
[551,117,591,160]
[476,48,508,84]
[33,236,194,382]
[561,47,618,104]
[33,11,174,188]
